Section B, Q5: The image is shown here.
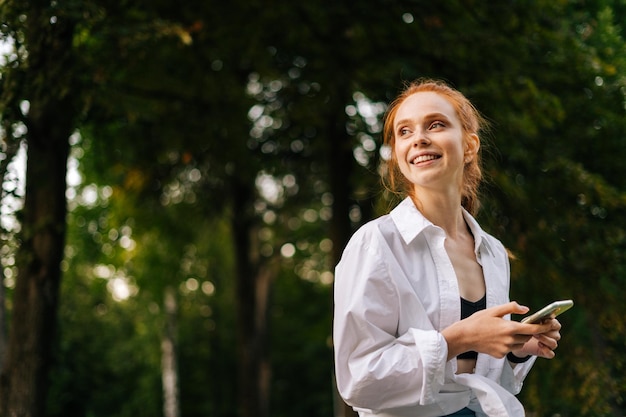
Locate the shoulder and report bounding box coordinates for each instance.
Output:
[334,215,395,291]
[344,213,393,252]
[343,198,433,256]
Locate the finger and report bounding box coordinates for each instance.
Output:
[534,334,559,350]
[544,329,561,341]
[539,314,556,324]
[535,332,561,343]
[519,320,554,335]
[489,301,530,318]
[536,341,556,359]
[513,334,533,344]
[539,317,562,331]
[531,320,561,338]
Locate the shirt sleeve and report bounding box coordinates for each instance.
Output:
[333,226,448,411]
[500,355,537,394]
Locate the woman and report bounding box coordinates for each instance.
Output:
[333,79,562,417]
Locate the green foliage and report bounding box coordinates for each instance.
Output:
[270,272,333,416]
[49,278,163,417]
[54,189,239,416]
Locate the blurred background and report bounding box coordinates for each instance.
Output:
[0,0,625,416]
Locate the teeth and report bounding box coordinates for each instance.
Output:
[412,154,439,164]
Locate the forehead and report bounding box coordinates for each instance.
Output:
[394,91,459,124]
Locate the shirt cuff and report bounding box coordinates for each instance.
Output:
[506,352,532,363]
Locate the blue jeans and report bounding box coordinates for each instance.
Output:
[443,407,476,416]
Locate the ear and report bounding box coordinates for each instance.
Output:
[464,133,480,163]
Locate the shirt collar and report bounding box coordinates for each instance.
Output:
[461,207,495,258]
[390,197,494,257]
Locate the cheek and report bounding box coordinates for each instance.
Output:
[444,137,465,162]
[394,139,409,160]
[394,151,410,175]
[391,144,406,169]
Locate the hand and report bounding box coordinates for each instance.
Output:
[511,316,562,359]
[442,301,553,360]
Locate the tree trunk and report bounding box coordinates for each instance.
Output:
[231,182,258,417]
[162,286,180,417]
[0,115,71,416]
[0,20,35,382]
[0,261,5,373]
[231,179,275,417]
[0,139,19,375]
[0,134,20,372]
[0,6,77,417]
[326,89,359,417]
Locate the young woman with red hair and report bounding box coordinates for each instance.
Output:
[333,79,563,417]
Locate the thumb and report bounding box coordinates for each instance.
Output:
[489,301,529,318]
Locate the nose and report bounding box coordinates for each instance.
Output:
[413,130,430,146]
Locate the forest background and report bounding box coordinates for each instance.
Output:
[0,0,625,416]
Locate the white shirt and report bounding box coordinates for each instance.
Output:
[333,198,536,417]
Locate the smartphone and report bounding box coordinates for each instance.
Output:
[520,300,574,324]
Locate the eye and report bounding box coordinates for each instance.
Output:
[429,121,445,129]
[397,127,411,137]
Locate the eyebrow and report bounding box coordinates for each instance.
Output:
[394,112,452,128]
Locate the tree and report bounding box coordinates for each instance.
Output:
[0,1,85,415]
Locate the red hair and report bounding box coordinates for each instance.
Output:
[381,79,487,215]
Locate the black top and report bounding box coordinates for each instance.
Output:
[457,294,487,360]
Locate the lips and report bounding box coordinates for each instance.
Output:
[411,154,440,164]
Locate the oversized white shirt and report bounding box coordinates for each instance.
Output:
[333,198,536,417]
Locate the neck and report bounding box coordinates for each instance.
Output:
[411,188,466,239]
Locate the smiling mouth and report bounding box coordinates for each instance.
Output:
[411,154,440,164]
